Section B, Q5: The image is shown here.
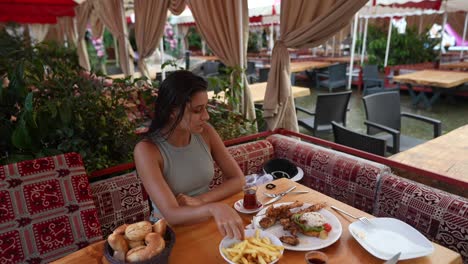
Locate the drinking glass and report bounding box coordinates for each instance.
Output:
[305,251,328,264]
[242,185,258,209]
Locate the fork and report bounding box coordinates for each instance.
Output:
[263,190,309,198]
[330,206,373,226]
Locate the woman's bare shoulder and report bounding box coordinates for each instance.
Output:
[134,139,161,159]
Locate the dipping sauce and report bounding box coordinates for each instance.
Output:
[306,258,327,264]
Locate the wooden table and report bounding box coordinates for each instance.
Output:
[320,56,365,64]
[393,70,468,109]
[389,124,468,190]
[439,62,468,71]
[51,178,462,264]
[191,55,219,61]
[262,61,331,73]
[208,82,310,103]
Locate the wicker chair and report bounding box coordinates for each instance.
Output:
[332,121,387,156]
[315,63,347,92]
[362,65,399,95]
[296,90,351,136]
[362,91,442,154]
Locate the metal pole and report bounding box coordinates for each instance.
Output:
[119,0,131,76]
[160,38,165,80]
[348,13,359,90]
[419,15,423,35]
[461,12,468,60]
[269,24,274,52]
[332,36,336,57]
[384,17,393,67]
[361,17,369,65]
[439,11,448,61]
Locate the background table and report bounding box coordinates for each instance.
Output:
[51,178,462,264]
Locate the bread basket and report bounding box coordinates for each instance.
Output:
[104,226,176,264]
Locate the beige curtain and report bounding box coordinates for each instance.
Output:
[187,0,255,121]
[94,0,134,76]
[58,17,77,47]
[28,24,50,43]
[75,1,93,71]
[90,13,105,38]
[263,0,367,131]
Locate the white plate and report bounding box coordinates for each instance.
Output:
[349,217,434,260]
[233,199,264,214]
[263,167,304,182]
[253,202,342,251]
[219,229,284,264]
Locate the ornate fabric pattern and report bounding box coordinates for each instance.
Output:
[375,173,468,263]
[90,171,150,238]
[266,134,390,213]
[0,153,103,264]
[210,140,274,189]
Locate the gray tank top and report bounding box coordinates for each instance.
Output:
[148,132,214,219]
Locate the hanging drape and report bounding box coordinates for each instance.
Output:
[187,0,256,121]
[58,16,77,47]
[263,0,368,131]
[75,1,93,71]
[90,12,104,38]
[94,0,134,76]
[28,24,50,43]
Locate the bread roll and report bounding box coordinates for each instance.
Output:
[125,221,152,241]
[108,233,128,253]
[113,224,129,235]
[126,232,165,262]
[128,239,145,249]
[152,219,167,235]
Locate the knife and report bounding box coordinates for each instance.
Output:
[263,186,296,206]
[383,252,401,264]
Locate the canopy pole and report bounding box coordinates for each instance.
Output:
[332,36,336,57]
[160,38,165,80]
[361,17,368,65]
[384,17,393,67]
[439,11,448,60]
[339,29,343,56]
[461,12,468,60]
[347,13,359,90]
[238,0,243,114]
[418,15,423,35]
[269,24,274,52]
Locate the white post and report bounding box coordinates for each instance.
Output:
[160,38,165,80]
[269,24,274,52]
[114,37,119,67]
[325,40,329,56]
[238,0,243,114]
[439,11,448,60]
[461,12,468,60]
[201,39,206,55]
[384,17,393,67]
[339,30,343,56]
[361,17,368,65]
[348,13,359,90]
[119,0,131,76]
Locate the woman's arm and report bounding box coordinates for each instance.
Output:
[195,124,245,204]
[134,140,244,239]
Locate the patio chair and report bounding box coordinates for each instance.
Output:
[202,61,220,77]
[332,121,387,156]
[315,63,347,92]
[246,61,257,83]
[296,90,351,136]
[258,67,269,82]
[362,64,399,95]
[362,91,442,154]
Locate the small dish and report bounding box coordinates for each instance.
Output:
[233,199,263,214]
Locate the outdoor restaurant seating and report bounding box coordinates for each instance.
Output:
[331,121,387,156]
[362,64,399,95]
[1,131,467,263]
[315,63,347,92]
[296,90,351,136]
[362,91,442,154]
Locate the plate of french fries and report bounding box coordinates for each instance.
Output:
[219,229,284,264]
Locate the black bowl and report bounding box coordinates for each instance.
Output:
[263,158,298,180]
[104,226,175,264]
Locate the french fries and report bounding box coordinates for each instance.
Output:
[221,230,284,264]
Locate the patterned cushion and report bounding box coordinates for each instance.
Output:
[375,173,468,263]
[210,140,274,189]
[0,153,103,264]
[90,171,150,238]
[267,134,390,213]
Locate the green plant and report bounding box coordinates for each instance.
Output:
[366,25,438,69]
[187,27,202,51]
[0,28,155,172]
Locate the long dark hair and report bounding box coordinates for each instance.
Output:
[146,70,208,138]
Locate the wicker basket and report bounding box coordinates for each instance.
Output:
[104,226,176,264]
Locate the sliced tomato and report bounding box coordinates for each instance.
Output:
[323,223,332,232]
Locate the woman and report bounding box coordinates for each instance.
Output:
[134,70,245,240]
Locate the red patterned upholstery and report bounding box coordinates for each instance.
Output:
[375,173,468,263]
[0,153,103,264]
[266,134,390,213]
[90,171,150,238]
[210,140,274,189]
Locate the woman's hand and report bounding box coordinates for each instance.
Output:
[176,193,205,206]
[208,203,245,240]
